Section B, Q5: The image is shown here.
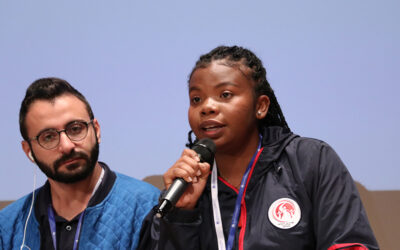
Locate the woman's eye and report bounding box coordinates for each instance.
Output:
[191,96,201,104]
[221,92,232,99]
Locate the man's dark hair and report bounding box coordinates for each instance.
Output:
[189,45,290,131]
[19,77,94,140]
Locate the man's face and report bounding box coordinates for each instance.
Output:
[22,94,101,184]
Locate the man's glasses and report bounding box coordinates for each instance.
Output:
[29,120,94,150]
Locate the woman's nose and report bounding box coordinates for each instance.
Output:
[201,98,218,116]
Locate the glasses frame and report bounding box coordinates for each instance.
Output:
[28,119,94,150]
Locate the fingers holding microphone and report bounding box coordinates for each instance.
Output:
[156,138,215,217]
[164,149,203,187]
[163,148,210,209]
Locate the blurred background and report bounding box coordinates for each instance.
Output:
[1,0,399,201]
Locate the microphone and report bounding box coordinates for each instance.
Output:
[155,138,216,218]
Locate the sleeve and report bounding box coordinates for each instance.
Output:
[0,223,3,250]
[312,143,379,250]
[138,206,203,250]
[131,185,161,250]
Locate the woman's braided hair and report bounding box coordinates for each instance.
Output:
[187,45,290,147]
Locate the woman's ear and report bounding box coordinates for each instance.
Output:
[256,95,270,119]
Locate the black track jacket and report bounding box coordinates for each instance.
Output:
[139,126,379,250]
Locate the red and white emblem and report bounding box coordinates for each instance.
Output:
[268,198,301,229]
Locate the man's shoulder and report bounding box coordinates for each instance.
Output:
[111,172,160,200]
[115,172,159,190]
[1,193,31,214]
[0,192,38,229]
[100,162,159,195]
[94,172,159,218]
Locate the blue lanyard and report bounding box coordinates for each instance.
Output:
[225,139,262,250]
[46,168,104,250]
[48,205,84,250]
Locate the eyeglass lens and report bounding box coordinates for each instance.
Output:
[37,121,89,149]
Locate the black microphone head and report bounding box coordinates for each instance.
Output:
[191,138,216,165]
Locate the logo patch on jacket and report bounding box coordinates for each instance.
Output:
[268,198,301,229]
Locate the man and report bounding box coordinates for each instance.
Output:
[0,78,159,249]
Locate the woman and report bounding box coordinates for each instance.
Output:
[139,46,378,250]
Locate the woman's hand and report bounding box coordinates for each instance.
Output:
[163,148,211,209]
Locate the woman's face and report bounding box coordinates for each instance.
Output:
[188,60,266,152]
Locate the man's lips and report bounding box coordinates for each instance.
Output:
[61,158,84,171]
[54,151,90,171]
[60,158,81,166]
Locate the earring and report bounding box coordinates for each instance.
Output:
[257,111,262,116]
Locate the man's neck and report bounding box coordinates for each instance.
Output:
[48,163,102,221]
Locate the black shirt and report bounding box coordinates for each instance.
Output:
[34,162,116,250]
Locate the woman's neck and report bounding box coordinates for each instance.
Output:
[216,133,260,189]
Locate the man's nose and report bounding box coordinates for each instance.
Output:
[57,131,75,153]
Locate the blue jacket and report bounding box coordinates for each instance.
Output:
[0,173,159,250]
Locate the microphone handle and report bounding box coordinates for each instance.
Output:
[156,178,188,218]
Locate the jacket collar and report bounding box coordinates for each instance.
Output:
[205,126,298,193]
[248,126,298,185]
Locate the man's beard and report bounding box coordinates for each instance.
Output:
[32,141,99,184]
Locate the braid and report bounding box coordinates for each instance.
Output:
[185,130,197,148]
[188,45,290,134]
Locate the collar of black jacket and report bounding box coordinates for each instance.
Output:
[205,126,298,193]
[259,126,297,163]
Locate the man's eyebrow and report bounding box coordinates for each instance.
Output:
[33,119,87,137]
[33,127,54,138]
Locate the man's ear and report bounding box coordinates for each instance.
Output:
[22,140,35,163]
[93,118,101,144]
[256,95,270,119]
[29,151,34,161]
